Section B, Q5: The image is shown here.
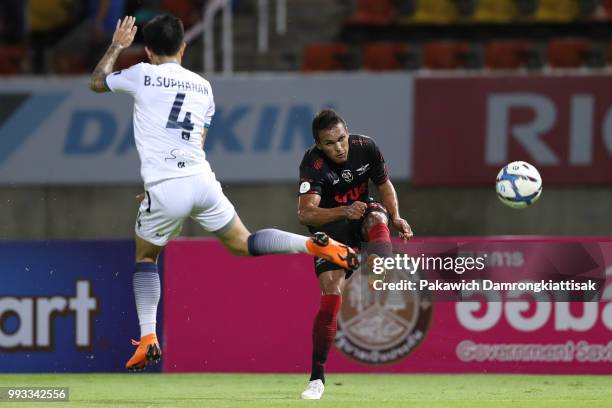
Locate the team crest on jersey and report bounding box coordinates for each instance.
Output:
[341,170,353,183]
[335,264,432,365]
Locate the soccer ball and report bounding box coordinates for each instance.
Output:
[496,161,542,209]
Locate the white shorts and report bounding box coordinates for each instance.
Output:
[135,173,236,246]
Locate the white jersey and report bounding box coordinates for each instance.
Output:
[105,62,215,187]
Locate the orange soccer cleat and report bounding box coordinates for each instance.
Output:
[125,333,162,371]
[306,232,360,271]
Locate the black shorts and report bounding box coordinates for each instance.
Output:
[311,199,388,279]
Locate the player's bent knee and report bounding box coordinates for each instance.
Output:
[224,238,250,256]
[217,231,250,256]
[214,215,251,256]
[364,212,388,231]
[136,256,158,264]
[135,235,163,263]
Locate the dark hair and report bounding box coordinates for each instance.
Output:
[312,109,347,142]
[143,14,184,56]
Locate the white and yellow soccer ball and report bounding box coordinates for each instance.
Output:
[496,161,542,209]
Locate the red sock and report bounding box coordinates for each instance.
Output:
[367,223,392,257]
[310,294,342,383]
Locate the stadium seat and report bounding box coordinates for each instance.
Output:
[301,44,351,72]
[0,46,25,75]
[533,0,579,22]
[485,40,533,69]
[472,0,519,23]
[547,38,592,68]
[602,0,612,19]
[423,41,476,69]
[115,46,148,71]
[345,0,396,25]
[53,54,88,74]
[363,42,414,71]
[399,0,457,24]
[160,0,200,27]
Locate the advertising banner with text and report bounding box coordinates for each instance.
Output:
[0,241,161,373]
[163,237,612,374]
[413,75,612,185]
[0,74,412,184]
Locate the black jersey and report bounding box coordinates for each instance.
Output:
[298,134,388,209]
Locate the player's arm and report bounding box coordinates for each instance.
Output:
[366,138,413,240]
[298,194,365,227]
[89,16,137,93]
[376,179,413,240]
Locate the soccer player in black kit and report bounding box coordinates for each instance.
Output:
[297,109,413,399]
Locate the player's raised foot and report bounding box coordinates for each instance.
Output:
[306,232,359,271]
[125,333,161,371]
[301,380,325,400]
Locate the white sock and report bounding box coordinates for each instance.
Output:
[247,229,309,255]
[133,263,160,338]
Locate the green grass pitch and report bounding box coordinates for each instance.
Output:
[0,373,611,407]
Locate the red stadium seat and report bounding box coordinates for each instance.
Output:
[160,0,200,27]
[363,42,411,71]
[0,46,25,75]
[547,38,592,68]
[602,0,612,19]
[423,41,472,69]
[115,47,148,71]
[301,43,350,72]
[345,0,396,25]
[485,40,532,69]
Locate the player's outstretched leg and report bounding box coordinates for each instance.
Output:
[215,215,359,271]
[126,236,163,371]
[248,229,359,270]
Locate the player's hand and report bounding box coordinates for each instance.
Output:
[393,217,413,241]
[135,192,145,203]
[344,201,367,220]
[111,16,137,50]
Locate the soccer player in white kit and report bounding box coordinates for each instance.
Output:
[89,15,359,371]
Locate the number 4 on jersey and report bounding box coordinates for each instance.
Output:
[166,93,194,141]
